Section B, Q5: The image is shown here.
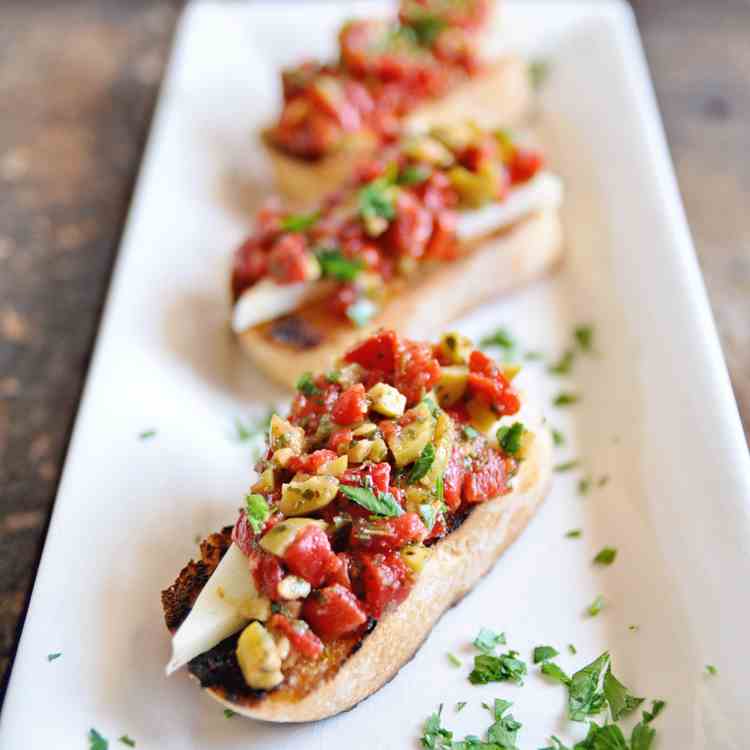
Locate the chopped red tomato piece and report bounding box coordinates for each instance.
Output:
[267,233,311,284]
[425,209,458,260]
[328,428,353,454]
[253,551,284,601]
[331,383,369,425]
[302,584,368,640]
[463,447,507,503]
[351,512,426,552]
[232,237,268,300]
[231,512,255,556]
[283,525,335,588]
[443,445,466,511]
[394,340,441,405]
[287,449,339,474]
[325,552,352,589]
[386,191,433,258]
[340,462,391,494]
[467,350,520,416]
[344,330,399,373]
[508,147,544,184]
[269,614,324,659]
[360,552,411,618]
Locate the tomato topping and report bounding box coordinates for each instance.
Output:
[394,339,442,405]
[269,614,324,659]
[385,190,433,258]
[325,552,352,589]
[425,209,458,260]
[232,237,268,301]
[463,445,507,503]
[467,350,521,415]
[360,552,411,618]
[344,329,399,373]
[231,512,255,556]
[287,449,339,474]
[302,584,368,640]
[508,147,544,185]
[283,525,335,588]
[331,383,369,425]
[267,233,311,284]
[253,552,284,601]
[340,462,391,494]
[328,428,353,453]
[351,512,426,552]
[442,445,466,511]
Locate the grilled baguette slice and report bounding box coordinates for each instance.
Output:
[237,206,563,389]
[265,57,532,208]
[163,420,552,722]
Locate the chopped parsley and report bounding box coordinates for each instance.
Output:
[410,16,448,46]
[398,164,431,186]
[533,645,559,663]
[295,371,320,395]
[359,178,396,223]
[419,503,437,531]
[705,664,718,676]
[541,662,571,686]
[88,729,108,750]
[604,664,644,720]
[447,652,463,668]
[548,349,576,375]
[473,627,506,654]
[410,442,436,482]
[628,625,640,632]
[593,547,618,566]
[551,428,565,446]
[578,477,591,495]
[554,459,579,472]
[456,701,467,713]
[138,429,156,440]
[568,651,609,721]
[553,392,580,407]
[469,650,527,686]
[529,59,549,89]
[280,210,319,233]
[340,484,403,517]
[346,297,378,327]
[643,699,667,723]
[316,247,363,281]
[422,700,524,750]
[244,493,270,534]
[480,327,516,357]
[325,369,341,383]
[118,737,136,747]
[497,422,525,457]
[587,595,606,617]
[47,652,62,662]
[223,708,238,718]
[421,705,453,749]
[484,699,523,749]
[574,324,595,352]
[565,529,582,539]
[568,644,578,655]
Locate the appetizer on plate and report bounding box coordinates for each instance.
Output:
[232,123,563,388]
[163,330,552,722]
[264,0,532,204]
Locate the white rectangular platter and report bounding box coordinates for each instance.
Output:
[2,1,749,748]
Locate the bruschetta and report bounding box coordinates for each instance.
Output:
[162,330,553,722]
[232,122,564,389]
[264,0,532,205]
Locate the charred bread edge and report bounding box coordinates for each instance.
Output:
[237,206,563,388]
[264,57,532,208]
[203,423,553,722]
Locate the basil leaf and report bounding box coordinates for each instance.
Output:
[603,665,644,721]
[410,442,436,482]
[419,503,436,531]
[574,324,594,352]
[473,627,506,654]
[359,178,396,222]
[593,547,617,566]
[295,371,320,395]
[568,651,609,721]
[421,705,453,749]
[340,484,403,517]
[533,645,559,663]
[541,662,571,686]
[89,729,108,750]
[316,247,363,281]
[245,494,270,534]
[485,699,522,749]
[469,651,527,686]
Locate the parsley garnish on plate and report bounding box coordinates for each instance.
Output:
[118,736,136,747]
[138,430,156,440]
[447,652,462,668]
[47,652,62,662]
[553,392,580,407]
[628,624,640,632]
[340,485,403,517]
[295,371,320,396]
[587,594,606,617]
[280,210,319,233]
[574,324,595,352]
[541,661,571,686]
[473,627,506,653]
[233,409,274,446]
[524,350,544,361]
[484,699,523,748]
[409,442,436,482]
[497,422,525,457]
[548,349,576,375]
[480,327,517,360]
[567,651,609,721]
[316,247,363,281]
[469,650,527,686]
[421,705,453,749]
[533,645,559,663]
[565,529,582,539]
[568,643,577,655]
[593,547,618,566]
[455,701,467,713]
[604,664,644,720]
[578,477,591,495]
[244,493,270,534]
[88,729,108,750]
[554,459,579,472]
[705,664,718,676]
[551,428,565,446]
[224,708,238,718]
[597,475,611,487]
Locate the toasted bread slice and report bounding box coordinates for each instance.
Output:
[265,57,532,208]
[163,422,552,722]
[237,206,563,389]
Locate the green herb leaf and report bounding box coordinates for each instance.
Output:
[551,428,565,446]
[316,247,363,281]
[485,699,523,749]
[340,484,404,517]
[554,459,580,472]
[480,328,516,352]
[541,661,571,686]
[529,59,549,90]
[410,442,436,482]
[456,701,467,713]
[89,729,108,750]
[346,298,378,327]
[419,503,437,531]
[587,723,630,750]
[435,474,445,504]
[421,705,453,749]
[533,645,559,663]
[223,708,238,718]
[398,164,431,186]
[574,325,594,352]
[568,643,578,655]
[473,627,507,654]
[233,409,274,448]
[565,529,582,539]
[448,652,463,668]
[578,477,592,495]
[539,737,570,750]
[138,429,156,440]
[548,350,576,375]
[118,737,136,748]
[280,211,319,233]
[630,721,656,750]
[587,595,606,617]
[497,422,526,457]
[244,494,270,534]
[568,651,609,721]
[47,652,62,662]
[469,651,527,686]
[604,664,644,721]
[359,178,396,222]
[553,392,580,407]
[593,547,618,566]
[326,369,341,383]
[409,16,448,46]
[295,371,320,395]
[705,664,718,676]
[643,699,667,723]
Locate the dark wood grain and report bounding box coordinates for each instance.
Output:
[1,0,748,704]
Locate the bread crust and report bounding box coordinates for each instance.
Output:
[204,423,553,722]
[265,57,532,207]
[237,206,563,389]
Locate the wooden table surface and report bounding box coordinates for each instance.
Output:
[1,0,748,702]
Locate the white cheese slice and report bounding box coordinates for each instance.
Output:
[166,543,255,675]
[455,172,563,241]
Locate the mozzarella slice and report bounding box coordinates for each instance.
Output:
[166,543,255,675]
[456,172,563,241]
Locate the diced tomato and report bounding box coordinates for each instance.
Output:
[331,383,369,425]
[269,614,324,659]
[344,330,399,373]
[424,514,446,542]
[302,584,368,640]
[283,525,335,588]
[467,350,520,416]
[360,552,411,618]
[340,462,391,494]
[287,449,339,474]
[445,401,470,424]
[351,512,425,552]
[231,237,268,300]
[325,552,352,589]
[458,136,497,172]
[272,101,343,160]
[418,171,458,213]
[394,339,442,405]
[386,191,433,258]
[231,511,255,556]
[255,196,284,238]
[308,75,362,131]
[443,445,466,511]
[354,158,386,184]
[290,382,341,430]
[425,209,458,260]
[433,27,480,73]
[253,551,284,601]
[267,233,311,284]
[328,428,354,454]
[463,446,507,503]
[508,147,544,184]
